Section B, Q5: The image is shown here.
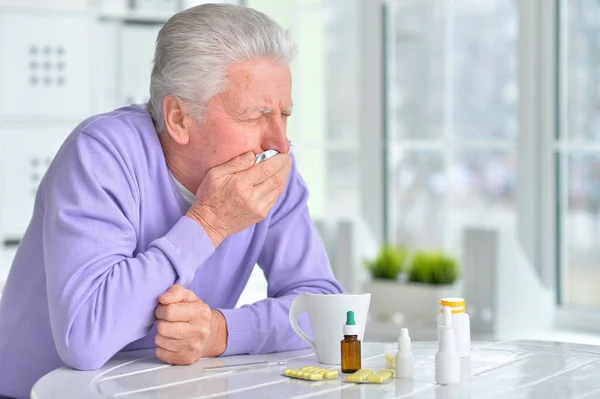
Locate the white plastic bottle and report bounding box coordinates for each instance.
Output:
[435,306,461,385]
[395,328,414,379]
[437,297,470,357]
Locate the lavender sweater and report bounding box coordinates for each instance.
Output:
[0,105,342,398]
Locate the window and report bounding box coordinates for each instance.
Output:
[385,0,518,258]
[385,0,600,331]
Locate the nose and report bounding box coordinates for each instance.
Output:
[261,115,290,153]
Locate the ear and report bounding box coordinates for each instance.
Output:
[162,95,192,145]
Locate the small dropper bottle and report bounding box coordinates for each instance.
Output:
[435,306,461,385]
[395,328,414,378]
[341,310,361,373]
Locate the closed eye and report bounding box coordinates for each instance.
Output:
[282,105,293,117]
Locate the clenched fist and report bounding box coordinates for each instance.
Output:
[154,285,227,365]
[186,151,292,247]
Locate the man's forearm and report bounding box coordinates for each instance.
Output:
[207,309,228,356]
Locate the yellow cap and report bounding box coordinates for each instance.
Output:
[439,297,466,314]
[439,297,465,307]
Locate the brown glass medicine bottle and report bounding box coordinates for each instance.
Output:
[341,310,361,373]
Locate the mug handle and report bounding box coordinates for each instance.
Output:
[289,293,316,352]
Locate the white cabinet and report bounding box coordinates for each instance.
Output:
[119,24,162,106]
[0,244,16,290]
[0,125,69,237]
[181,0,241,7]
[131,0,178,13]
[0,0,88,12]
[0,124,69,284]
[0,12,92,121]
[90,20,119,114]
[94,0,127,14]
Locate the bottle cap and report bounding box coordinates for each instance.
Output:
[439,297,466,314]
[343,310,359,336]
[346,311,356,325]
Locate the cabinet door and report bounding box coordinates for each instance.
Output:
[180,0,241,7]
[131,0,178,13]
[0,125,69,237]
[0,0,87,11]
[119,24,162,106]
[0,11,92,120]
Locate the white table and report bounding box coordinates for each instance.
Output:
[31,340,600,398]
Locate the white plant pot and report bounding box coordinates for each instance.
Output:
[362,279,461,328]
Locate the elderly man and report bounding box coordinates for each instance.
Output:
[0,4,342,398]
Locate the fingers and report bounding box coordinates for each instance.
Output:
[155,334,186,353]
[158,285,198,305]
[210,151,255,177]
[156,346,198,365]
[189,151,292,239]
[154,333,208,354]
[155,300,212,323]
[155,306,212,339]
[156,320,195,340]
[154,304,213,366]
[252,157,292,199]
[228,154,290,221]
[256,190,285,221]
[155,303,196,322]
[245,153,292,186]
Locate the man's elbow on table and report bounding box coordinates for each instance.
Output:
[56,342,113,371]
[54,327,118,371]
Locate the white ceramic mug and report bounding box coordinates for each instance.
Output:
[289,292,371,364]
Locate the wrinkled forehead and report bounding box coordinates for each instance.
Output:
[221,59,293,109]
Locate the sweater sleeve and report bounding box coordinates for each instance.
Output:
[43,133,215,370]
[218,156,343,355]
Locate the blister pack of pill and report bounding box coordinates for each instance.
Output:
[343,369,395,384]
[282,366,339,381]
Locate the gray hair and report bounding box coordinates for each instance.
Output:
[147,3,297,132]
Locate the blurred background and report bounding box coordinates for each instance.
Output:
[0,0,599,345]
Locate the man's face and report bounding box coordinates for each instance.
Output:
[188,58,292,174]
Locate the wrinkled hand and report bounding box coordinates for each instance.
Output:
[187,151,292,247]
[154,285,227,365]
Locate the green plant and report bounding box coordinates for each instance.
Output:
[364,244,408,280]
[408,250,459,285]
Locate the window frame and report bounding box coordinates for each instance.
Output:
[552,0,600,331]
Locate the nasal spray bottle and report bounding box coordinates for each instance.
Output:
[435,306,460,385]
[395,328,414,379]
[437,297,471,358]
